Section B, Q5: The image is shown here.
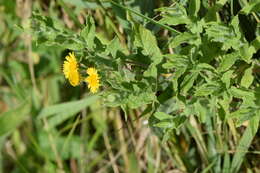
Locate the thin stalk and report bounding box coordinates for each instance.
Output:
[43,118,65,173]
[106,0,181,34]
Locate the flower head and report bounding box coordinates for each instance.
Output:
[63,52,80,86]
[86,67,98,76]
[85,67,100,93]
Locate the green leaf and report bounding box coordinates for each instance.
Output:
[241,66,254,88]
[37,95,99,118]
[143,62,157,77]
[230,16,241,40]
[127,92,156,109]
[158,4,191,26]
[230,115,260,173]
[218,91,232,116]
[154,121,173,128]
[154,116,186,129]
[240,0,260,14]
[239,44,256,63]
[218,52,239,72]
[194,101,207,123]
[221,70,233,88]
[217,0,228,6]
[189,0,201,17]
[39,131,82,160]
[170,32,198,48]
[163,54,190,69]
[54,35,84,50]
[135,25,162,77]
[0,100,31,137]
[106,37,124,57]
[229,87,255,99]
[205,22,240,50]
[80,16,96,50]
[180,72,199,95]
[229,87,255,106]
[251,36,260,51]
[154,112,173,120]
[196,63,217,72]
[229,107,254,119]
[172,68,186,92]
[230,107,259,126]
[223,146,231,173]
[136,25,162,59]
[32,12,85,50]
[195,82,221,96]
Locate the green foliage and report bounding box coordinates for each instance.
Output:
[0,100,31,137]
[1,0,260,172]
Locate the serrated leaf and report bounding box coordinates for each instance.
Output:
[143,62,157,77]
[136,25,162,58]
[172,68,186,92]
[205,22,240,50]
[230,87,255,106]
[170,32,198,48]
[163,54,190,68]
[241,66,254,88]
[127,92,156,109]
[221,70,233,88]
[106,37,124,57]
[180,72,199,95]
[157,4,191,26]
[218,52,239,72]
[229,87,254,99]
[189,19,205,34]
[135,25,162,77]
[80,16,95,50]
[195,83,220,96]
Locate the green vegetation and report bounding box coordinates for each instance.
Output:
[0,0,260,172]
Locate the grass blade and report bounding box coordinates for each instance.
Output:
[38,95,99,119]
[230,115,260,173]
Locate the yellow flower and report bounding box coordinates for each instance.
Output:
[63,52,80,86]
[85,67,100,93]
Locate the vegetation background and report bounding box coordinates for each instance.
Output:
[0,0,259,173]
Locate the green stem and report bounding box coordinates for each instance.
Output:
[106,0,181,34]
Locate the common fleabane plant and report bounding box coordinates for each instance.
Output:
[30,0,259,138]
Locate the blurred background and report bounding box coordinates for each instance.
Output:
[0,0,260,173]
